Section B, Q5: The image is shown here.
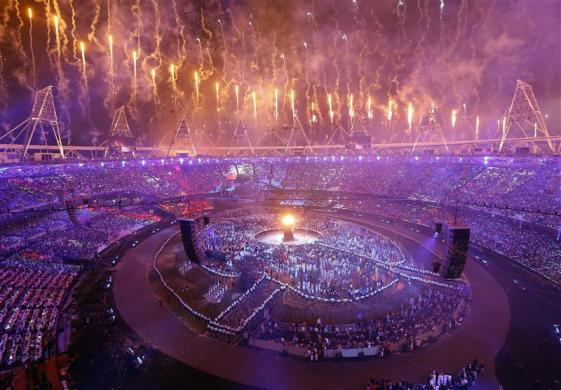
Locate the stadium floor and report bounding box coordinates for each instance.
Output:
[112,205,535,389]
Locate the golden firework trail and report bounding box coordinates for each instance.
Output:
[235,84,240,112]
[53,15,61,61]
[367,96,373,120]
[27,7,36,88]
[534,122,538,137]
[328,93,334,124]
[151,68,157,100]
[170,63,177,105]
[108,34,115,105]
[387,99,393,123]
[194,71,200,105]
[215,81,220,112]
[407,102,414,131]
[475,115,480,140]
[132,50,138,101]
[451,109,458,128]
[310,102,317,124]
[252,91,257,119]
[274,88,279,120]
[290,89,295,119]
[79,41,88,90]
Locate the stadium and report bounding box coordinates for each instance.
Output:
[0,1,560,389]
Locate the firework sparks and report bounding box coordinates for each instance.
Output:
[108,34,115,104]
[451,109,458,128]
[27,8,36,88]
[407,103,414,132]
[53,15,61,61]
[475,116,480,140]
[194,71,200,106]
[215,82,220,112]
[328,93,334,124]
[274,88,279,120]
[290,89,296,119]
[235,84,240,113]
[252,91,257,119]
[151,68,157,100]
[132,50,138,101]
[79,41,88,90]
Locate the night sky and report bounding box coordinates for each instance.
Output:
[0,0,559,146]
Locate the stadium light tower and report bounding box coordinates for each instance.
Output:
[168,114,197,157]
[411,107,449,153]
[499,80,554,153]
[103,106,135,158]
[0,86,65,160]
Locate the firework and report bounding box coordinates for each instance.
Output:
[235,84,240,113]
[387,99,393,123]
[170,63,177,105]
[451,109,458,128]
[215,82,220,112]
[475,116,480,140]
[194,71,200,105]
[252,91,257,119]
[274,88,279,120]
[407,103,414,132]
[27,8,36,88]
[53,15,61,60]
[80,41,88,89]
[328,93,334,124]
[108,34,115,104]
[132,50,138,101]
[290,89,295,119]
[367,96,373,120]
[151,68,157,99]
[534,122,538,137]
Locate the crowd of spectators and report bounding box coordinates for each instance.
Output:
[0,259,80,367]
[366,358,485,389]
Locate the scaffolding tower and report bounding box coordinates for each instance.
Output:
[0,86,65,159]
[103,106,135,158]
[411,108,449,153]
[499,80,554,152]
[168,115,196,156]
[227,121,255,155]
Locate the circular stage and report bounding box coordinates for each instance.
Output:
[113,205,510,389]
[254,228,320,245]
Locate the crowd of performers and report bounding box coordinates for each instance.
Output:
[202,213,406,300]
